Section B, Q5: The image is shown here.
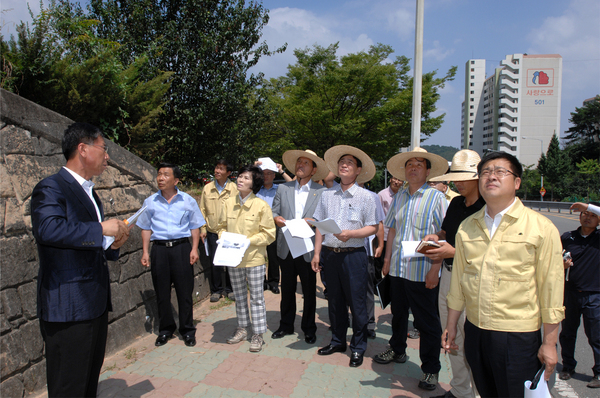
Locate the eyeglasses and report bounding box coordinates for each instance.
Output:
[86,143,109,153]
[479,166,518,179]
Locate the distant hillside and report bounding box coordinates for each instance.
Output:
[422,145,459,161]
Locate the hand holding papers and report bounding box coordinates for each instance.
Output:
[103,205,148,250]
[400,240,446,259]
[213,232,251,267]
[307,218,342,235]
[281,219,315,258]
[257,157,279,172]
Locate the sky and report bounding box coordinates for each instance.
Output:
[2,0,599,149]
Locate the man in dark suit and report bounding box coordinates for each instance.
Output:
[31,122,130,397]
[271,150,328,344]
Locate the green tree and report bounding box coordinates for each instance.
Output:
[89,0,286,177]
[563,96,600,165]
[576,158,600,202]
[258,43,456,164]
[517,164,542,200]
[538,133,570,201]
[1,1,173,158]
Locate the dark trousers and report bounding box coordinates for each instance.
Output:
[265,241,280,289]
[322,248,369,353]
[464,318,542,397]
[150,241,196,337]
[389,276,441,374]
[40,310,108,398]
[559,290,600,375]
[366,255,377,330]
[278,253,317,335]
[206,231,232,295]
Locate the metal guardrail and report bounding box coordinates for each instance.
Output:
[522,200,574,213]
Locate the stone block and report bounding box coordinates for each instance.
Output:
[119,251,144,283]
[139,271,156,302]
[0,124,34,155]
[1,329,28,378]
[107,258,121,284]
[0,375,24,398]
[0,163,14,198]
[108,282,128,321]
[17,282,37,320]
[1,288,22,320]
[4,154,64,201]
[106,307,148,354]
[23,360,46,393]
[0,237,38,289]
[20,320,44,362]
[4,198,26,235]
[96,186,151,217]
[1,313,11,334]
[0,199,5,232]
[93,166,135,190]
[38,136,61,156]
[116,228,143,255]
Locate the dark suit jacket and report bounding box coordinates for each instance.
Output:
[271,180,326,262]
[31,167,119,323]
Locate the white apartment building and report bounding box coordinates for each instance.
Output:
[461,54,563,167]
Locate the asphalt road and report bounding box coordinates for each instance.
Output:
[531,209,597,397]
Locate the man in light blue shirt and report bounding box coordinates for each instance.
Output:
[257,163,281,293]
[138,163,205,348]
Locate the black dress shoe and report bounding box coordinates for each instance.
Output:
[272,329,293,339]
[349,351,364,367]
[305,334,316,344]
[155,334,172,346]
[271,286,280,294]
[317,344,347,356]
[184,335,196,347]
[367,330,376,339]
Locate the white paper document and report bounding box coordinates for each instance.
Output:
[285,218,315,239]
[281,226,314,258]
[257,157,279,172]
[524,369,552,398]
[103,205,148,250]
[307,218,342,235]
[213,232,251,267]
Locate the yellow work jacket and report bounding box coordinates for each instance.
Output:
[447,198,565,332]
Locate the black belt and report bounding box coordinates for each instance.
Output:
[323,246,362,253]
[153,238,189,247]
[443,260,452,272]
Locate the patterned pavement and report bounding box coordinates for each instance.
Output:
[96,281,453,398]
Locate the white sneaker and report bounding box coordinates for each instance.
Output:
[249,334,264,352]
[227,327,247,344]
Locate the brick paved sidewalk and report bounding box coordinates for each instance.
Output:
[45,280,454,397]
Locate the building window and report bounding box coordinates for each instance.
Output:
[471,68,475,72]
[471,60,475,65]
[470,113,474,116]
[471,98,474,102]
[470,91,474,94]
[471,83,475,87]
[471,75,475,79]
[470,105,474,109]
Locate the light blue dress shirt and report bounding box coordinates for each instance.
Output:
[137,188,206,241]
[256,184,279,208]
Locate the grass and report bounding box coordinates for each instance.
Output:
[210,297,234,310]
[124,348,137,360]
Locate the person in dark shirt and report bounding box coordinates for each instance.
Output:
[422,150,484,398]
[558,202,600,389]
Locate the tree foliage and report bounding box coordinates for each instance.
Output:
[257,43,456,164]
[1,0,173,157]
[538,133,569,201]
[89,0,286,177]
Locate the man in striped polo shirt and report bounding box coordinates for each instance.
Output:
[373,147,448,391]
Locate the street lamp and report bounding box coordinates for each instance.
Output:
[522,136,544,201]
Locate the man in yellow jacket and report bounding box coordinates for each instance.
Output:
[445,151,564,397]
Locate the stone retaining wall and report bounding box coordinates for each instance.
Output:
[0,89,211,397]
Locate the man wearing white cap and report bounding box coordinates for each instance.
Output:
[271,150,328,344]
[421,149,485,398]
[311,145,378,368]
[374,147,448,391]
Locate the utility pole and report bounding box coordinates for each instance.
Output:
[410,0,424,150]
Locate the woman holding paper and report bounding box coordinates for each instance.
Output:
[216,165,276,352]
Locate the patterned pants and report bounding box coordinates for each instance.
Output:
[229,264,267,334]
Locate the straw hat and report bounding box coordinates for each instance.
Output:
[386,147,448,181]
[324,145,376,184]
[282,149,329,181]
[429,149,481,182]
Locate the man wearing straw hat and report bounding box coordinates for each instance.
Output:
[311,145,379,368]
[271,150,328,344]
[374,147,448,391]
[421,149,484,398]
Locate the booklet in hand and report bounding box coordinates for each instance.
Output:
[416,240,441,254]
